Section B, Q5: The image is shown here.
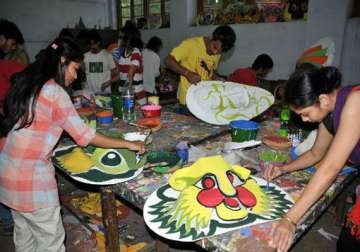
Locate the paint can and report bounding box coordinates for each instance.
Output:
[96,111,113,124]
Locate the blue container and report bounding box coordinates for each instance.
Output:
[96,115,113,124]
[229,120,259,143]
[176,142,189,165]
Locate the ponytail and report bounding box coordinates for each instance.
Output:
[285,66,342,108]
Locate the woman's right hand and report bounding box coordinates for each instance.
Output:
[263,164,283,182]
[126,140,145,154]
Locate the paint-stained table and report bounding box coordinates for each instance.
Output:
[85,109,228,251]
[106,114,358,252]
[57,108,358,252]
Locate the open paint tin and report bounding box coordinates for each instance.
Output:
[229,120,259,143]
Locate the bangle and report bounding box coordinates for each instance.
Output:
[282,215,297,227]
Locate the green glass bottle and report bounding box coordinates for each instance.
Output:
[279,105,290,138]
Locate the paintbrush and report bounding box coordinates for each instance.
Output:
[144,162,168,169]
[267,166,274,190]
[128,122,150,129]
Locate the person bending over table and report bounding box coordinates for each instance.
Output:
[164,25,236,110]
[0,37,145,252]
[264,66,360,252]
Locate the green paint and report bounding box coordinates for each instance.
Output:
[200,83,273,122]
[53,145,146,184]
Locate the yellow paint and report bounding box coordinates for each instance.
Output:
[57,147,93,173]
[168,155,268,226]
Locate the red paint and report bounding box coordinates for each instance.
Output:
[236,186,257,207]
[197,177,257,209]
[197,188,224,207]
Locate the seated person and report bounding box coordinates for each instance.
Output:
[0,19,30,64]
[0,59,26,108]
[229,54,273,86]
[83,30,118,94]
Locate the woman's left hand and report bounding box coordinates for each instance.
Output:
[269,218,296,252]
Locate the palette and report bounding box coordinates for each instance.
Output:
[146,151,181,174]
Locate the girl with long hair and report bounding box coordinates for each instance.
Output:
[264,67,360,252]
[0,37,144,251]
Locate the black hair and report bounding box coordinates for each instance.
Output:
[122,32,143,51]
[252,54,273,70]
[121,21,141,38]
[58,28,74,39]
[0,37,84,137]
[146,36,162,53]
[295,62,318,71]
[86,29,102,44]
[285,66,342,108]
[0,19,24,44]
[212,25,236,53]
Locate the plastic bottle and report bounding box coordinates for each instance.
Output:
[176,141,189,165]
[122,82,135,122]
[279,105,290,138]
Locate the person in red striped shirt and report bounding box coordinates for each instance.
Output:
[103,32,147,105]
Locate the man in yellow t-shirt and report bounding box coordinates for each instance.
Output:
[164,25,236,106]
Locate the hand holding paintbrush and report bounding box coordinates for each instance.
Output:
[264,164,283,189]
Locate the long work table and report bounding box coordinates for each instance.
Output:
[56,108,358,252]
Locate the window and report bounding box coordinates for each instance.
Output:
[197,0,226,14]
[117,0,170,29]
[196,0,309,25]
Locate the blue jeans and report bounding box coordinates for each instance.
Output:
[0,203,14,226]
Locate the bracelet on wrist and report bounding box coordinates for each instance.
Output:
[282,215,297,227]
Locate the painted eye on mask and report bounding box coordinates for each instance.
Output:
[100,151,122,166]
[91,148,130,174]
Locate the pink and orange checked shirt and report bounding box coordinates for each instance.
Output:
[0,80,95,212]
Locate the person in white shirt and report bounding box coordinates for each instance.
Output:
[83,30,118,94]
[143,36,162,94]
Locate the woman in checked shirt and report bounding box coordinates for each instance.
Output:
[0,37,145,252]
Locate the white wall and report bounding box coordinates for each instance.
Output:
[0,0,115,61]
[140,0,353,80]
[341,18,360,86]
[305,0,353,67]
[1,0,355,82]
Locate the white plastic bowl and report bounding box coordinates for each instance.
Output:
[123,132,148,142]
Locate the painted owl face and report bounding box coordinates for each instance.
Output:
[144,156,293,241]
[54,145,146,185]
